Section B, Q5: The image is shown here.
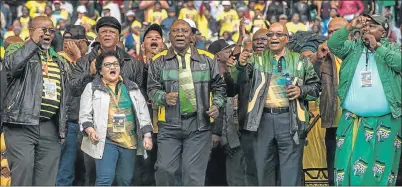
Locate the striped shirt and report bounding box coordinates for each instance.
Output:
[40,50,61,120]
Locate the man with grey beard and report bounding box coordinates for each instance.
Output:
[1,16,67,185]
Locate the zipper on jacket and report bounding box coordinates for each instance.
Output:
[8,91,20,110]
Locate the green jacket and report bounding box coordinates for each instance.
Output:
[231,48,321,131]
[327,26,401,118]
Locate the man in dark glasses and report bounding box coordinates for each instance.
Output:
[1,16,67,186]
[232,23,320,186]
[55,25,89,186]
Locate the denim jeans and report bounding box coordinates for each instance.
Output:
[95,139,136,186]
[56,122,79,186]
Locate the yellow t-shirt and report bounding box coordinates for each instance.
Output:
[19,16,30,30]
[217,9,239,36]
[25,1,47,18]
[286,22,307,34]
[4,30,30,41]
[147,9,168,25]
[197,15,209,40]
[178,8,199,23]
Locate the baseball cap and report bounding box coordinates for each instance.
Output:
[183,18,199,34]
[207,39,235,55]
[126,10,135,17]
[63,25,88,40]
[279,14,288,19]
[168,7,176,12]
[77,5,87,13]
[363,14,389,33]
[142,24,163,41]
[53,0,61,4]
[222,1,231,6]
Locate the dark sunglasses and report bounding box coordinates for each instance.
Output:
[31,27,56,34]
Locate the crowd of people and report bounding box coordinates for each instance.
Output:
[0,0,401,186]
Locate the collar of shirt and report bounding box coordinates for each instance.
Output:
[174,47,191,57]
[274,50,286,61]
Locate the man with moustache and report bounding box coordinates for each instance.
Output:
[148,19,226,186]
[328,14,401,186]
[70,16,143,186]
[1,16,67,186]
[133,23,164,186]
[232,23,321,186]
[55,25,89,186]
[308,17,348,186]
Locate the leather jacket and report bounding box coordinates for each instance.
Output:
[314,53,339,128]
[231,48,321,134]
[70,42,144,97]
[147,46,226,131]
[1,40,67,139]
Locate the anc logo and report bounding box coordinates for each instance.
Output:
[364,125,374,142]
[336,136,345,149]
[394,134,402,149]
[377,124,391,142]
[373,160,386,178]
[388,172,396,185]
[335,169,345,185]
[353,158,368,176]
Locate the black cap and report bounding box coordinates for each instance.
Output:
[63,25,88,40]
[207,39,235,55]
[168,7,176,12]
[363,14,389,33]
[142,23,163,41]
[96,16,121,34]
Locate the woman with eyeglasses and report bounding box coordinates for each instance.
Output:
[79,50,153,186]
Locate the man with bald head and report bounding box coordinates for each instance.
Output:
[148,19,226,185]
[2,16,67,185]
[311,17,348,186]
[232,23,320,185]
[252,28,269,54]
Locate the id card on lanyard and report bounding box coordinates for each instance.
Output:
[109,84,126,133]
[361,49,372,87]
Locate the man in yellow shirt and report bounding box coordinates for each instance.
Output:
[217,1,239,37]
[25,0,47,18]
[146,2,168,25]
[178,0,199,24]
[286,13,307,35]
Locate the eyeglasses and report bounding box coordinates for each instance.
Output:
[103,61,120,68]
[31,27,56,34]
[266,33,288,38]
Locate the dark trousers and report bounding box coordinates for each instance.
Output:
[240,130,259,186]
[226,146,246,186]
[132,134,158,186]
[205,146,227,186]
[155,117,212,186]
[3,120,61,186]
[253,112,304,186]
[325,127,337,186]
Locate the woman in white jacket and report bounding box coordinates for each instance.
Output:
[79,50,153,186]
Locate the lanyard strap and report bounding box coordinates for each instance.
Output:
[42,50,50,81]
[365,48,369,71]
[108,84,123,111]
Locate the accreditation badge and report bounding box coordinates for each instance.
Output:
[360,71,372,87]
[44,81,57,100]
[112,114,126,133]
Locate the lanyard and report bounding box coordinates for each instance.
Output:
[108,84,123,111]
[42,50,50,81]
[365,48,369,71]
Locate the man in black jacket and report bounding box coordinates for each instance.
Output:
[70,16,143,186]
[148,20,226,186]
[55,25,89,186]
[2,16,67,186]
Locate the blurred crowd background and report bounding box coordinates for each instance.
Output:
[0,0,401,59]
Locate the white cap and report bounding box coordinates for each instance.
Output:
[77,5,87,13]
[222,1,231,6]
[126,10,135,17]
[183,18,196,28]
